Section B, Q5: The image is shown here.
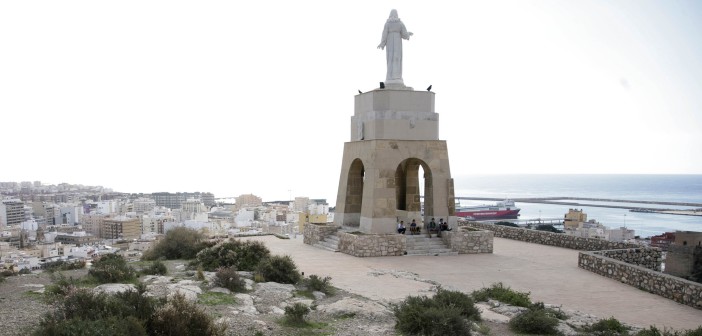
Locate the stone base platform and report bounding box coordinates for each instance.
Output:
[304,223,493,257]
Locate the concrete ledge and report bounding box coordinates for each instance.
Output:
[579,251,702,310]
[465,222,638,251]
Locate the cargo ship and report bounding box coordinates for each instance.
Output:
[455,200,520,220]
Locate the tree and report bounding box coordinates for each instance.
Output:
[142,227,205,260]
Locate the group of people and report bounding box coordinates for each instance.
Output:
[397,218,451,235]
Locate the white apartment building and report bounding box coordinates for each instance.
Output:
[133,198,156,213]
[0,198,25,227]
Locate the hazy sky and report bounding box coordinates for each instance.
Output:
[2,1,701,203]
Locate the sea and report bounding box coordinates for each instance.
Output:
[452,174,702,238]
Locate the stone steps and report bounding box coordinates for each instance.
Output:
[313,233,340,252]
[404,235,457,256]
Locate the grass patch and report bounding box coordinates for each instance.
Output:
[472,282,531,307]
[198,291,236,306]
[23,291,44,300]
[295,290,316,299]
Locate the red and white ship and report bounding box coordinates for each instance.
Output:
[456,200,520,220]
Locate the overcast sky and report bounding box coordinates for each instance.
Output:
[2,1,701,203]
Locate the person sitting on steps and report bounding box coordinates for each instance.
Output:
[409,219,420,235]
[427,218,438,237]
[439,218,451,231]
[397,220,406,234]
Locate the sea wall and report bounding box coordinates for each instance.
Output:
[579,251,702,310]
[441,227,493,254]
[464,222,638,251]
[337,232,405,257]
[303,224,340,246]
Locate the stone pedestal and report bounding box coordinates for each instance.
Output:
[334,89,456,234]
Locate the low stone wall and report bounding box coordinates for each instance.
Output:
[579,251,702,310]
[303,224,340,246]
[441,227,493,254]
[465,222,638,251]
[337,232,405,257]
[594,248,662,271]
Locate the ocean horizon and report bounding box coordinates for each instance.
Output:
[452,174,702,237]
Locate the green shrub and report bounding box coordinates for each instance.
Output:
[471,282,531,307]
[535,224,563,233]
[42,260,86,272]
[88,254,136,283]
[35,316,147,336]
[305,274,333,295]
[141,260,168,276]
[530,302,567,320]
[213,267,245,292]
[255,255,301,284]
[495,221,519,227]
[587,317,629,334]
[284,302,310,326]
[393,295,472,336]
[509,308,559,335]
[34,282,227,336]
[433,288,481,321]
[151,294,227,336]
[44,273,81,299]
[635,326,702,336]
[142,227,206,260]
[196,240,271,271]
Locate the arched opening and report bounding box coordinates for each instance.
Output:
[395,158,433,216]
[343,158,365,227]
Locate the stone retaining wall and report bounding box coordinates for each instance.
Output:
[337,232,405,257]
[594,248,662,271]
[303,224,340,246]
[465,222,638,251]
[441,227,493,254]
[579,251,702,310]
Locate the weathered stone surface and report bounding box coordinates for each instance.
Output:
[337,232,405,257]
[316,297,392,318]
[210,287,232,294]
[303,224,340,246]
[233,293,258,315]
[440,227,493,254]
[167,282,202,301]
[94,283,136,294]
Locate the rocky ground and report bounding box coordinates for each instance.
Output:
[0,261,642,336]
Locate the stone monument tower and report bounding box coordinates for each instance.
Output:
[333,10,456,234]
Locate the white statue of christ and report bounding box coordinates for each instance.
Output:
[377,9,413,87]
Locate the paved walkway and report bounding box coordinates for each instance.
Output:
[244,235,702,330]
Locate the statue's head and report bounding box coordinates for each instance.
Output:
[389,9,398,20]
